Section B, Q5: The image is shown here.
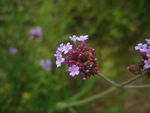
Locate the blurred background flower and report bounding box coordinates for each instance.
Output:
[8,47,17,55]
[29,26,42,40]
[39,59,52,72]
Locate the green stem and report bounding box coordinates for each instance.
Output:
[67,87,116,107]
[55,73,147,110]
[55,87,116,110]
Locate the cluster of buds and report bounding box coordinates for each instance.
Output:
[54,35,99,79]
[128,39,150,75]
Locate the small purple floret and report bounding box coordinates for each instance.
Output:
[56,56,65,67]
[69,35,78,42]
[135,43,147,52]
[63,43,72,54]
[144,59,150,69]
[68,65,80,76]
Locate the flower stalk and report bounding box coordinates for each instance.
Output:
[55,73,150,110]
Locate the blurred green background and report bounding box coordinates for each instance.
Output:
[0,0,150,113]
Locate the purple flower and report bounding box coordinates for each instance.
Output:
[145,49,150,57]
[68,65,80,76]
[40,59,52,71]
[78,35,88,41]
[144,59,150,69]
[57,43,65,52]
[56,56,65,67]
[135,43,147,52]
[8,47,17,55]
[63,43,72,54]
[69,35,79,42]
[29,26,42,40]
[146,39,150,44]
[54,51,62,57]
[55,35,99,79]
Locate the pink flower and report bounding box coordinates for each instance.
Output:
[57,43,65,52]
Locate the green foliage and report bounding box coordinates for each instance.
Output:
[0,0,150,113]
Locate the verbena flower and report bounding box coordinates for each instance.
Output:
[135,43,147,52]
[29,26,42,40]
[40,59,51,71]
[78,35,88,41]
[8,47,17,55]
[68,65,80,76]
[128,39,150,75]
[144,59,150,69]
[69,35,78,41]
[146,39,150,44]
[54,35,99,79]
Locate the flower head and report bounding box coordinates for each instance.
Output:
[8,47,17,55]
[54,35,99,79]
[68,65,80,76]
[40,59,52,71]
[128,39,150,75]
[29,26,42,40]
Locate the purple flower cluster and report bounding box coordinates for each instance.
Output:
[40,59,52,72]
[29,27,42,40]
[128,39,150,75]
[54,35,99,79]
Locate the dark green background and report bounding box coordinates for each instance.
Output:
[0,0,150,113]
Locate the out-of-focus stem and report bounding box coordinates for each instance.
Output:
[98,73,147,88]
[124,85,150,88]
[55,87,116,110]
[55,73,149,110]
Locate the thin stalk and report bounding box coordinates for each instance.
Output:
[119,74,146,87]
[98,73,146,88]
[55,73,149,110]
[124,85,150,88]
[55,87,116,109]
[66,87,116,107]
